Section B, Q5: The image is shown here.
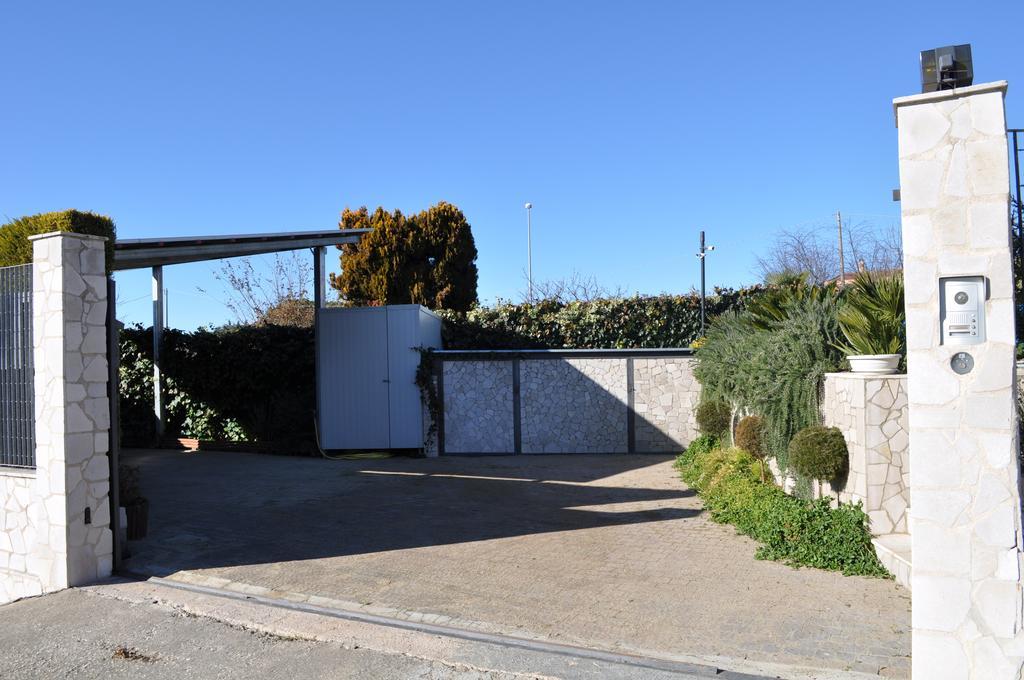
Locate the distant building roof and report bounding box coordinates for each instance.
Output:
[827,263,902,287]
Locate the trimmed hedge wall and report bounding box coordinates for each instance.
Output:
[437,288,765,350]
[119,325,315,451]
[0,210,116,270]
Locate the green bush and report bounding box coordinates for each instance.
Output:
[695,400,732,439]
[735,415,767,481]
[788,426,849,482]
[675,440,887,577]
[436,287,766,350]
[734,415,766,458]
[0,210,116,271]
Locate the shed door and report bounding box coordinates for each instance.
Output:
[386,307,423,448]
[319,307,390,449]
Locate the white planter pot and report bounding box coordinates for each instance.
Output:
[847,354,901,374]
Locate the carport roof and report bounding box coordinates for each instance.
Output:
[112,228,371,271]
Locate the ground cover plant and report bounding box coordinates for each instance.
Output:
[675,436,888,577]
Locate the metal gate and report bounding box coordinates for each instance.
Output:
[0,264,34,468]
[1011,129,1023,342]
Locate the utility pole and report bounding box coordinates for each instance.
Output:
[696,230,715,336]
[525,202,533,302]
[836,210,845,286]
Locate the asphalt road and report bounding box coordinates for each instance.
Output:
[0,582,773,680]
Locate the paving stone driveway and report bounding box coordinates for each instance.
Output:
[122,450,910,677]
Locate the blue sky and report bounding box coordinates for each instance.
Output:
[2,1,1021,329]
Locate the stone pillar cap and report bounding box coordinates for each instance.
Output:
[27,231,108,243]
[892,80,1007,126]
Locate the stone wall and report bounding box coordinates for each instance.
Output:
[633,357,701,451]
[0,470,39,602]
[434,352,699,455]
[443,360,514,454]
[521,358,627,453]
[0,232,113,605]
[819,373,910,535]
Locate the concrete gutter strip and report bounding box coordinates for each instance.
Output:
[100,575,876,680]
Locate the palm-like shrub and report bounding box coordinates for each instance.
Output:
[746,272,839,330]
[836,272,905,356]
[695,291,844,472]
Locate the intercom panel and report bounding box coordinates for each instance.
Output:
[939,276,986,346]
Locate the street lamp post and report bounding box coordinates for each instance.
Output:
[525,202,533,302]
[696,230,716,336]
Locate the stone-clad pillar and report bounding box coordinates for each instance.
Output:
[895,82,1024,678]
[29,232,112,591]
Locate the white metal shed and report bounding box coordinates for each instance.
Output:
[317,305,441,450]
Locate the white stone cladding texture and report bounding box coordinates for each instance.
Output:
[896,83,1024,679]
[520,358,627,453]
[633,358,700,452]
[0,471,41,602]
[442,361,514,453]
[22,232,112,601]
[819,374,910,535]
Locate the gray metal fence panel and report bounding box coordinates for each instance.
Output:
[0,264,34,468]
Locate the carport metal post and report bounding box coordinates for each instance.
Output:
[313,246,326,449]
[107,277,123,568]
[152,265,165,438]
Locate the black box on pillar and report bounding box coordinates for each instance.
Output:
[919,44,973,93]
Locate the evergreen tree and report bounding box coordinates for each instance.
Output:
[330,201,479,311]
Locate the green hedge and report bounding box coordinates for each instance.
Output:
[675,437,888,577]
[119,325,315,451]
[0,210,116,270]
[437,287,766,350]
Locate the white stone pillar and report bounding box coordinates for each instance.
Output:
[29,232,112,592]
[896,82,1024,678]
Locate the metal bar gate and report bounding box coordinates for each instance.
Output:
[0,264,34,468]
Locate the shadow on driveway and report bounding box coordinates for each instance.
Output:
[122,449,697,575]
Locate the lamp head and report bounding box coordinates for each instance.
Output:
[524,202,533,210]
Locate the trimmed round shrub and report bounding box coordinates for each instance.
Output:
[788,426,849,482]
[735,415,766,459]
[0,210,116,271]
[695,400,731,438]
